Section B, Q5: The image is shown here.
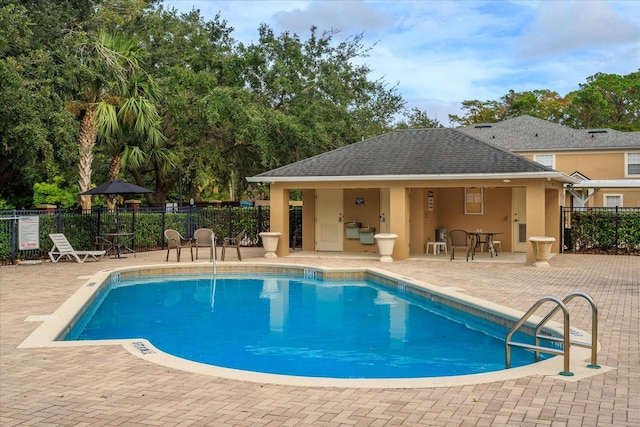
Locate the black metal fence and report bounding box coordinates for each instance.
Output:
[0,205,303,265]
[561,206,640,255]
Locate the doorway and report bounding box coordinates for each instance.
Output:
[512,188,527,252]
[315,189,343,251]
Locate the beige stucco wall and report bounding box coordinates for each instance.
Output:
[299,185,525,256]
[410,188,428,253]
[558,152,624,179]
[389,186,411,259]
[301,189,315,252]
[599,190,640,207]
[270,178,563,262]
[546,188,561,248]
[521,150,640,207]
[435,187,513,252]
[343,188,381,253]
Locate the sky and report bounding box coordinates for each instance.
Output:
[162,0,640,125]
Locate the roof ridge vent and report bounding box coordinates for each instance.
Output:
[587,130,607,134]
[474,124,492,128]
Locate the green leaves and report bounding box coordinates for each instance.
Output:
[5,1,634,210]
[571,210,640,254]
[33,176,77,209]
[0,53,78,208]
[239,26,404,169]
[448,71,639,129]
[566,71,640,131]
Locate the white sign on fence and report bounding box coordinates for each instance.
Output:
[18,216,40,250]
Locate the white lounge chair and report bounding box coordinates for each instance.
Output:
[48,233,106,263]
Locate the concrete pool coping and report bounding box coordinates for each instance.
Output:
[19,262,613,389]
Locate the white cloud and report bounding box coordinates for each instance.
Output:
[163,0,640,123]
[517,0,640,58]
[272,1,393,36]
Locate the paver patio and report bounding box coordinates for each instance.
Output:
[1,249,638,426]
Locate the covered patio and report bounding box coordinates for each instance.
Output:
[248,128,577,264]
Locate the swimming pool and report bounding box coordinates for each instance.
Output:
[65,274,547,378]
[20,263,594,388]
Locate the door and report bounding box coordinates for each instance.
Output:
[315,189,343,251]
[512,188,527,252]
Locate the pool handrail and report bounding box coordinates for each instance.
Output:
[533,291,600,369]
[505,295,573,376]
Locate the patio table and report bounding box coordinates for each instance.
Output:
[468,231,502,257]
[99,232,135,258]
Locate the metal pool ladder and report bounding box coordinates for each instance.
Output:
[505,291,600,376]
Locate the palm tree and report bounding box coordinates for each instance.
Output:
[67,32,163,211]
[98,72,175,210]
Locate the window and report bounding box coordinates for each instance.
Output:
[626,152,640,177]
[534,154,554,169]
[604,194,622,207]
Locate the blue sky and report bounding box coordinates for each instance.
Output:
[162,1,640,124]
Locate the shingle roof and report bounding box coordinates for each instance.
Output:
[251,128,555,180]
[459,115,640,151]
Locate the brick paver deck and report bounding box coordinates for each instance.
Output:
[1,250,638,426]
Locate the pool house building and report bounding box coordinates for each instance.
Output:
[247,127,576,264]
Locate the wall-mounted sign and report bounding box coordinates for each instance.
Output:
[427,191,434,211]
[465,187,483,214]
[18,216,40,250]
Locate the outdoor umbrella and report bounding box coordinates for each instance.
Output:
[81,179,153,235]
[80,179,153,196]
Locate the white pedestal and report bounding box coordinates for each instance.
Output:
[426,241,447,255]
[374,233,398,262]
[529,236,555,267]
[259,232,282,258]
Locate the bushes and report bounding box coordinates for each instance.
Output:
[569,209,640,254]
[0,206,282,263]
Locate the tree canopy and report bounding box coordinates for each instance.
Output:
[1,0,637,209]
[448,72,639,130]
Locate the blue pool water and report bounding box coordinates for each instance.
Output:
[66,275,545,378]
